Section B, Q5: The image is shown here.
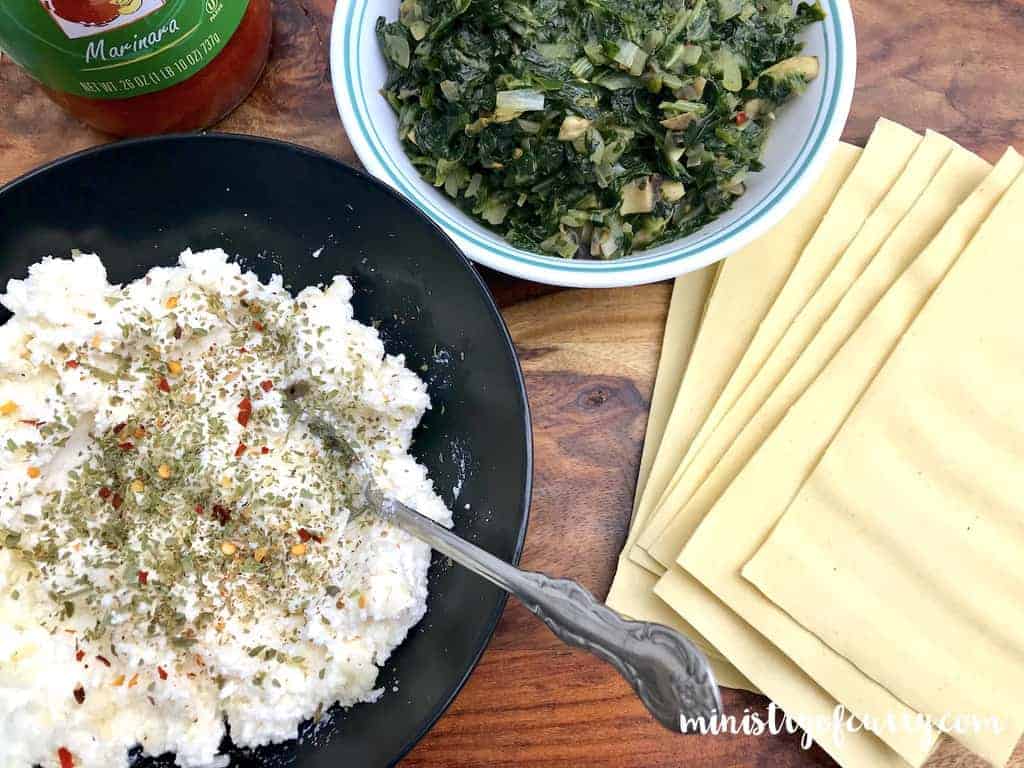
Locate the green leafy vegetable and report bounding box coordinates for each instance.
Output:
[377,0,824,259]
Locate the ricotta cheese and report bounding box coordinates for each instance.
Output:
[0,249,451,768]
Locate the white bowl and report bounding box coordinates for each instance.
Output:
[331,1,856,288]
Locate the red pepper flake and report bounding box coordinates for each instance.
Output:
[298,528,323,544]
[98,487,112,500]
[137,570,149,586]
[239,347,249,354]
[58,747,74,768]
[73,684,85,704]
[260,380,273,392]
[195,504,204,515]
[173,324,183,340]
[19,419,41,427]
[111,494,123,510]
[118,441,134,452]
[234,442,246,458]
[252,321,265,332]
[213,504,230,526]
[157,666,168,680]
[157,377,171,393]
[75,649,85,662]
[237,396,252,427]
[260,446,270,455]
[735,111,748,125]
[112,422,126,435]
[65,360,80,369]
[96,655,111,667]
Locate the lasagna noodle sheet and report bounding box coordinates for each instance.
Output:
[608,265,752,690]
[653,568,912,768]
[630,266,718,519]
[627,142,862,575]
[674,146,1015,766]
[636,119,923,566]
[744,154,1024,768]
[642,127,951,569]
[610,143,865,692]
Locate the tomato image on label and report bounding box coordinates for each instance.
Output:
[48,0,116,25]
[47,0,140,26]
[41,0,160,39]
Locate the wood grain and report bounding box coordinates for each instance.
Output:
[845,0,1024,162]
[2,1,1023,766]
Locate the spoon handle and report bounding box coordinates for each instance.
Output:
[385,498,722,731]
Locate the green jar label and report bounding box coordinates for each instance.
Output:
[0,0,249,99]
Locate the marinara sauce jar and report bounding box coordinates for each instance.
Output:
[0,1,272,136]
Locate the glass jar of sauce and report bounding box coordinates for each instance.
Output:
[0,0,272,136]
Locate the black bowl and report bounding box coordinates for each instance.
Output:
[0,135,532,767]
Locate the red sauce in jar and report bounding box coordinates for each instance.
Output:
[0,0,272,137]
[46,0,272,136]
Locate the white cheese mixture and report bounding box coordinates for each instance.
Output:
[0,249,452,768]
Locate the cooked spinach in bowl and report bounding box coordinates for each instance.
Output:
[377,0,824,260]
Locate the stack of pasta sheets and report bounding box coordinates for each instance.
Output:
[608,117,1024,768]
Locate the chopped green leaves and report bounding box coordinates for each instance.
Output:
[378,0,823,259]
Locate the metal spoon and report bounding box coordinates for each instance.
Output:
[289,391,722,731]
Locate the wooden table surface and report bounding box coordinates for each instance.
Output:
[2,2,1023,766]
